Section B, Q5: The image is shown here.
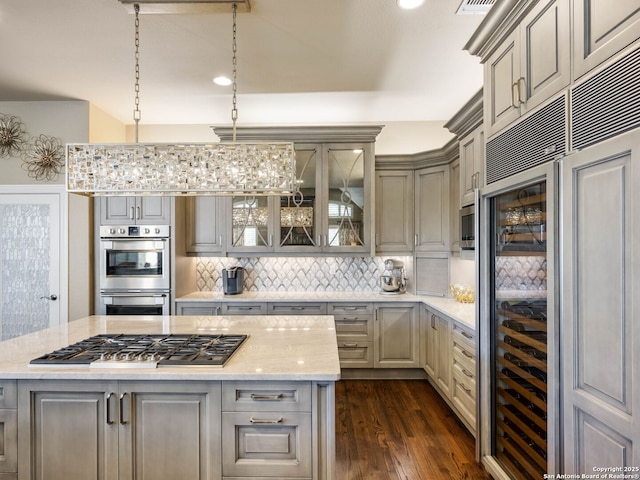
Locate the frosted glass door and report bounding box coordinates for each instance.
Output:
[0,193,61,340]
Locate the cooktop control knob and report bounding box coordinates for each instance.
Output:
[144,227,150,234]
[155,227,161,235]
[109,228,116,235]
[118,228,126,235]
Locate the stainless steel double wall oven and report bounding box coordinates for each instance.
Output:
[98,225,171,315]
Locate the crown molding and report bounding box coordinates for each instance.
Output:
[212,125,384,143]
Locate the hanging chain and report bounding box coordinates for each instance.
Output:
[231,3,238,141]
[133,3,141,143]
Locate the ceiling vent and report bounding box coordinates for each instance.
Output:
[456,0,495,15]
[117,0,251,14]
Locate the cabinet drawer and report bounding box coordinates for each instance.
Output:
[177,304,219,315]
[0,409,17,473]
[337,342,374,368]
[452,342,475,372]
[0,474,17,480]
[328,302,373,315]
[222,411,312,478]
[335,316,373,341]
[222,381,311,412]
[220,302,268,315]
[268,302,327,315]
[451,372,476,428]
[453,361,476,395]
[451,324,475,351]
[0,382,16,409]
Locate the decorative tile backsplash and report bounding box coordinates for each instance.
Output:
[495,255,547,291]
[196,256,414,292]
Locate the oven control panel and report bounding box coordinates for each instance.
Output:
[100,225,170,238]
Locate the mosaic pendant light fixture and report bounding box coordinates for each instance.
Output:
[66,1,295,196]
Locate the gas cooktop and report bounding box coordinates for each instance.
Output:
[30,333,248,369]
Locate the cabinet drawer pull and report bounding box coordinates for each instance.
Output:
[343,307,358,311]
[119,392,129,425]
[462,368,474,378]
[291,306,305,310]
[459,383,472,395]
[250,393,284,401]
[106,392,115,425]
[460,330,473,340]
[342,343,358,348]
[461,349,473,359]
[341,317,360,321]
[250,417,283,424]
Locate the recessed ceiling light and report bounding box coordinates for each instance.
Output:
[213,76,232,86]
[397,0,425,9]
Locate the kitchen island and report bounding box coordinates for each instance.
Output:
[0,315,340,480]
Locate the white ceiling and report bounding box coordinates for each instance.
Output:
[0,0,485,152]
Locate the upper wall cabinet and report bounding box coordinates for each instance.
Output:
[374,169,414,254]
[214,126,382,256]
[459,125,484,207]
[483,0,570,138]
[185,197,225,255]
[414,165,450,252]
[573,0,640,80]
[99,196,171,225]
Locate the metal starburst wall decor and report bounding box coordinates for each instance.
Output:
[0,114,28,158]
[21,134,65,181]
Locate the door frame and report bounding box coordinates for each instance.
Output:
[0,184,69,327]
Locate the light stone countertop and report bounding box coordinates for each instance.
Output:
[0,315,341,381]
[176,291,477,331]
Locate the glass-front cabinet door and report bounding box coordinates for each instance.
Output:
[277,145,321,252]
[227,195,275,253]
[322,144,372,254]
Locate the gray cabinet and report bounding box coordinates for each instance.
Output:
[561,130,640,474]
[185,196,224,255]
[483,0,570,137]
[220,302,268,315]
[17,380,221,480]
[374,303,419,368]
[221,381,312,479]
[459,125,484,207]
[375,169,414,253]
[414,165,450,252]
[99,196,171,225]
[330,302,374,369]
[450,323,476,434]
[268,302,327,315]
[213,126,381,257]
[573,0,640,79]
[176,302,221,316]
[0,381,17,478]
[422,308,451,399]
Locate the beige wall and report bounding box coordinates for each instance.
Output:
[0,100,125,322]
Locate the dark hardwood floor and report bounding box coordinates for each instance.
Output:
[336,379,492,480]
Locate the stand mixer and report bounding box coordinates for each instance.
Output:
[380,259,406,294]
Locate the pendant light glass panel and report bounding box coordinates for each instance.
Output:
[66,143,296,195]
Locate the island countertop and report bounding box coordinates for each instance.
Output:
[0,315,341,381]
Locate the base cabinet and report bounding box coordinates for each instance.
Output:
[0,381,17,478]
[221,382,313,479]
[374,303,419,368]
[421,306,476,435]
[16,379,334,480]
[17,380,220,480]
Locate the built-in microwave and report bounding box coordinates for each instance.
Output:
[460,205,475,250]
